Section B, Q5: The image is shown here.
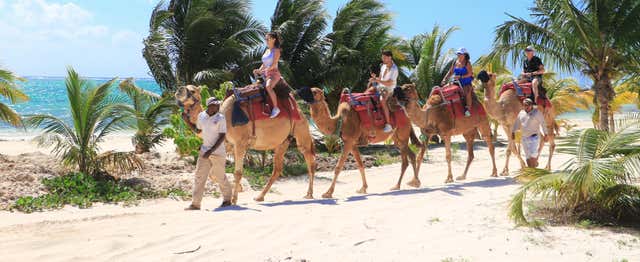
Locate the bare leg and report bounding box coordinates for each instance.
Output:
[457,130,475,181]
[443,135,454,183]
[381,95,391,124]
[532,78,540,105]
[266,78,279,109]
[351,148,368,194]
[465,85,473,111]
[254,140,289,202]
[322,141,353,198]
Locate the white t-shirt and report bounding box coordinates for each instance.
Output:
[196,111,227,156]
[513,109,547,138]
[378,63,399,92]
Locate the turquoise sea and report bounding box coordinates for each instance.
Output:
[0,77,161,140]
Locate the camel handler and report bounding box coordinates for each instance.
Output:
[522,46,545,105]
[185,97,232,210]
[367,50,399,133]
[512,98,548,168]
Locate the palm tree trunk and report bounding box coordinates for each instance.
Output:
[609,112,615,133]
[594,74,614,132]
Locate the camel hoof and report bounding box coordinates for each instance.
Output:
[456,176,466,181]
[445,178,454,183]
[322,192,333,199]
[500,170,510,177]
[545,165,551,171]
[303,194,314,199]
[389,185,400,191]
[356,188,367,194]
[407,179,421,188]
[490,173,498,177]
[253,196,264,202]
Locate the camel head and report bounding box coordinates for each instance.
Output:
[174,85,203,125]
[476,70,497,90]
[175,85,202,108]
[296,86,326,105]
[396,83,419,106]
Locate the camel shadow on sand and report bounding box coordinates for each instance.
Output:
[344,177,516,202]
[258,198,338,207]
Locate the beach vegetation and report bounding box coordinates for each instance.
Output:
[510,114,640,226]
[490,0,640,132]
[0,67,29,126]
[11,172,189,213]
[118,79,176,154]
[25,68,143,177]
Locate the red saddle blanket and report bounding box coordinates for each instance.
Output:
[339,92,408,129]
[500,81,552,108]
[245,94,301,121]
[430,85,486,119]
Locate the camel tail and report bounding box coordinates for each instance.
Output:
[409,128,423,147]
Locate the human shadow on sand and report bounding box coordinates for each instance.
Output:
[344,177,516,202]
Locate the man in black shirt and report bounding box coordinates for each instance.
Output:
[522,46,545,105]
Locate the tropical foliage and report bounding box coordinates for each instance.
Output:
[25,68,143,176]
[490,0,640,131]
[407,25,458,98]
[0,67,29,126]
[143,0,265,94]
[510,114,640,225]
[118,79,176,154]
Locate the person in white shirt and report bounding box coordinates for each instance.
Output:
[184,97,232,210]
[512,98,548,168]
[367,50,399,133]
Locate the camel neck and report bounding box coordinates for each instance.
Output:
[310,101,339,135]
[405,100,428,129]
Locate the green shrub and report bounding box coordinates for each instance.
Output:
[11,173,188,213]
[323,134,342,154]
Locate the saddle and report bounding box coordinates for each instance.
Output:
[227,79,300,129]
[340,90,409,142]
[430,84,485,119]
[228,78,291,103]
[500,81,552,108]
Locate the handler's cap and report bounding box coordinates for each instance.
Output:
[523,98,534,105]
[206,97,222,106]
[525,45,535,52]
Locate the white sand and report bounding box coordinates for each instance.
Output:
[0,119,638,261]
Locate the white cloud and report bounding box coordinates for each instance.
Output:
[112,30,139,46]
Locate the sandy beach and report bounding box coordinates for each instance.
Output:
[1,119,638,262]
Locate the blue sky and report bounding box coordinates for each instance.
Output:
[0,0,534,78]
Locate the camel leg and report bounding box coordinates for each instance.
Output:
[398,134,421,189]
[443,136,454,183]
[294,122,317,199]
[457,131,476,181]
[254,140,290,202]
[232,144,248,205]
[390,140,409,190]
[322,141,353,199]
[415,134,432,173]
[500,125,512,176]
[351,147,368,194]
[480,124,498,177]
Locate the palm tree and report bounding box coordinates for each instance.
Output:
[491,0,640,131]
[0,67,28,126]
[542,74,591,116]
[26,68,143,176]
[409,25,458,98]
[510,114,640,225]
[270,0,328,88]
[320,0,394,107]
[143,0,265,94]
[118,79,176,154]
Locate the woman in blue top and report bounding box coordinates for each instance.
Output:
[253,32,283,118]
[442,48,474,117]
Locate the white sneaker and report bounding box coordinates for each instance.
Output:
[270,107,281,118]
[383,124,393,133]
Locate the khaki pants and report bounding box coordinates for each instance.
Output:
[191,154,231,206]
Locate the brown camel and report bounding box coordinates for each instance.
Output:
[302,87,422,198]
[175,85,317,204]
[397,84,497,183]
[477,71,556,171]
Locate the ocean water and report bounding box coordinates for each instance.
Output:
[0,77,162,140]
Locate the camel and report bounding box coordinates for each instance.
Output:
[299,87,422,198]
[175,85,317,204]
[477,71,556,172]
[397,83,497,183]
